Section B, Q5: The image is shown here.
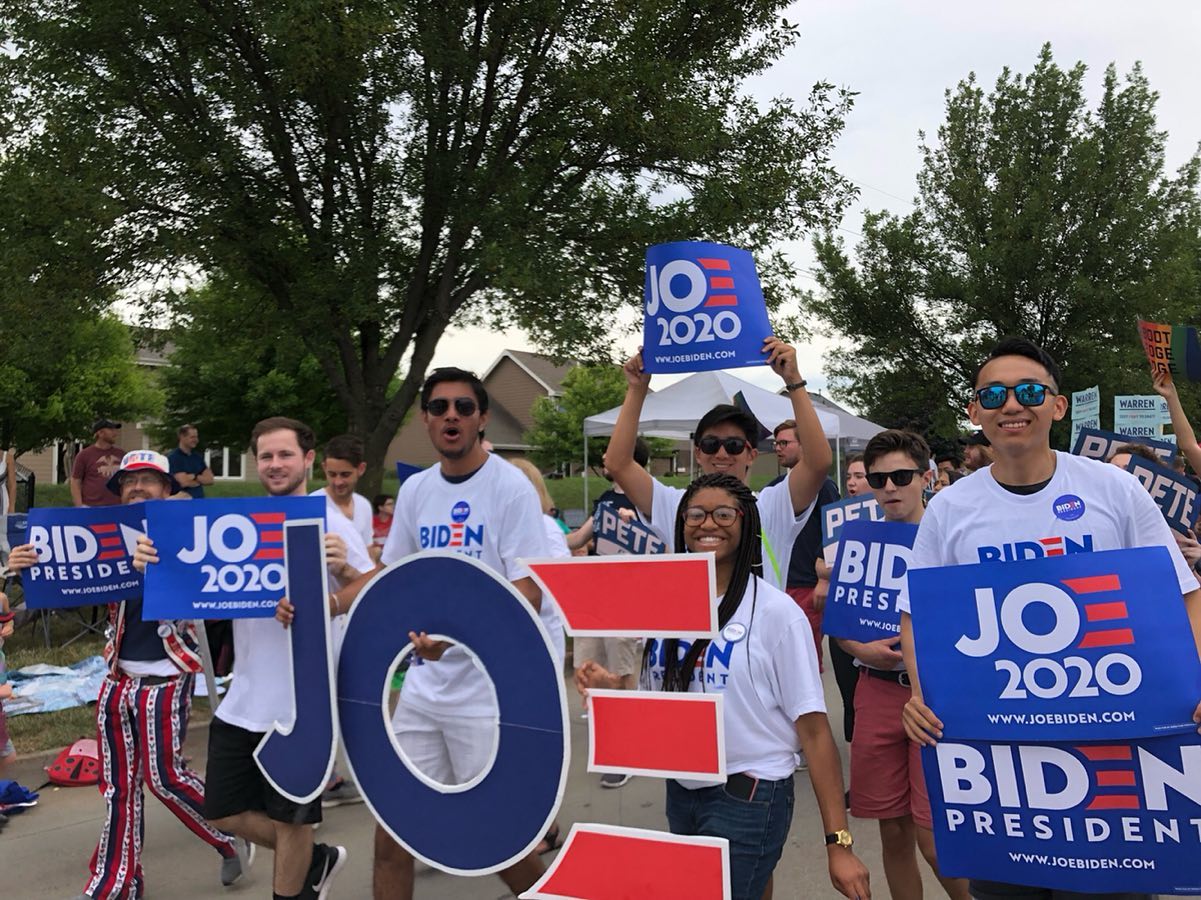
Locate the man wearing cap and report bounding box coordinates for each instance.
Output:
[71,420,126,508]
[8,450,248,899]
[960,431,992,471]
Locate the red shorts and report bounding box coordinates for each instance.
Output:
[848,669,933,829]
[785,586,823,673]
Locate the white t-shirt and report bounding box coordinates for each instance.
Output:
[381,454,548,718]
[901,451,1199,615]
[538,515,568,666]
[216,511,373,733]
[643,575,825,784]
[649,478,813,592]
[309,487,373,550]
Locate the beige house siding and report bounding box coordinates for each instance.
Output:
[481,357,549,432]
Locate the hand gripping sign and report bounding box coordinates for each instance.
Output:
[923,733,1201,895]
[144,496,325,619]
[22,505,146,608]
[909,548,1201,741]
[822,518,918,642]
[642,241,773,374]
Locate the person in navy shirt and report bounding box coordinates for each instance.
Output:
[167,424,214,499]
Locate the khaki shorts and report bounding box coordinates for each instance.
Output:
[573,636,644,677]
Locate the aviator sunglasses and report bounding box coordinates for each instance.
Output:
[974,382,1052,410]
[865,469,923,489]
[426,397,478,417]
[697,435,750,456]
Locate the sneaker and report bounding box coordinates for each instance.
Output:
[321,778,364,808]
[600,772,631,789]
[308,843,348,900]
[220,837,255,887]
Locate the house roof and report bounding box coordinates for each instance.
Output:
[483,349,575,396]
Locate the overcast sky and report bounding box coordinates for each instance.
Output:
[429,0,1201,404]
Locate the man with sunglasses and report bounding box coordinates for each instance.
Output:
[838,430,969,900]
[373,366,553,900]
[607,337,833,592]
[899,337,1201,900]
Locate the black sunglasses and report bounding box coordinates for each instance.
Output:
[865,468,924,489]
[697,435,750,456]
[974,382,1052,411]
[426,397,478,417]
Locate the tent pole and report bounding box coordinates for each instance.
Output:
[583,434,589,512]
[835,438,843,493]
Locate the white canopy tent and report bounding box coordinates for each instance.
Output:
[580,370,845,507]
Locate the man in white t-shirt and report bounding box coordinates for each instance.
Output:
[374,367,550,900]
[899,338,1201,900]
[310,434,374,549]
[606,337,832,590]
[138,417,370,900]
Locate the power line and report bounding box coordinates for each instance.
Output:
[846,176,917,208]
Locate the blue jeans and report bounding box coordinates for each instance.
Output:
[666,777,795,900]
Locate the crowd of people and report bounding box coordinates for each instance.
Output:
[1,334,1200,900]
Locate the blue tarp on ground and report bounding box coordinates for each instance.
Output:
[4,655,105,716]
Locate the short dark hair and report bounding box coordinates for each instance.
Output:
[372,493,393,514]
[935,449,962,465]
[1109,442,1159,464]
[177,423,197,438]
[250,417,316,455]
[846,453,865,468]
[694,404,758,446]
[323,434,365,467]
[973,337,1063,393]
[420,367,489,414]
[772,419,797,439]
[863,429,931,471]
[632,437,651,468]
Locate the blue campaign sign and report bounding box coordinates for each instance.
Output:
[396,461,423,485]
[592,502,668,556]
[1071,426,1176,465]
[909,548,1201,741]
[22,505,146,609]
[923,733,1201,895]
[143,495,326,619]
[1124,456,1200,534]
[822,519,917,642]
[254,521,337,804]
[820,495,883,565]
[641,241,773,374]
[336,552,568,875]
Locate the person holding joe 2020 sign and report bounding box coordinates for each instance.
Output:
[576,473,872,900]
[899,338,1201,900]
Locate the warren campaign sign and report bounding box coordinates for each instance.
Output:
[22,504,146,608]
[909,548,1201,741]
[143,495,325,619]
[923,733,1201,895]
[1124,456,1200,534]
[822,518,917,642]
[821,495,883,565]
[593,502,667,556]
[1071,427,1176,465]
[642,241,773,374]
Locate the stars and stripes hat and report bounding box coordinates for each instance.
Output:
[105,449,181,496]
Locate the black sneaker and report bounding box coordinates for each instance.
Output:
[307,843,348,900]
[600,772,631,789]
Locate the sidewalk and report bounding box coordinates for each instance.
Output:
[2,672,932,899]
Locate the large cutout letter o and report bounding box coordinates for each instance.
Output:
[337,552,569,874]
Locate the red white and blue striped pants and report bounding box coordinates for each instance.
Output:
[85,673,236,899]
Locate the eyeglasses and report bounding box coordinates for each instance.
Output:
[974,382,1052,411]
[697,435,749,456]
[773,438,797,448]
[426,397,478,417]
[683,505,743,527]
[865,468,924,489]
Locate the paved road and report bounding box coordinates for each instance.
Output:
[2,671,943,899]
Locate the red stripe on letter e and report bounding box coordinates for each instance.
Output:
[587,691,725,780]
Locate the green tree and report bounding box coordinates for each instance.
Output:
[525,364,670,470]
[1,1,855,494]
[807,45,1201,444]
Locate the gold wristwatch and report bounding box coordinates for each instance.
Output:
[824,829,853,849]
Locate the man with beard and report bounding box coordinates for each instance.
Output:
[960,431,992,471]
[8,450,245,900]
[373,367,550,899]
[72,419,125,507]
[135,418,370,900]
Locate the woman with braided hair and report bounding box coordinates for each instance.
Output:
[577,473,871,899]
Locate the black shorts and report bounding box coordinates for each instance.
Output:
[204,717,322,825]
[969,881,1152,900]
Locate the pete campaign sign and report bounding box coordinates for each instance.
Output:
[820,494,883,565]
[908,548,1201,741]
[592,502,667,556]
[1071,426,1176,465]
[21,504,146,608]
[1124,456,1200,534]
[143,495,325,619]
[923,732,1201,895]
[822,518,917,642]
[642,241,773,374]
